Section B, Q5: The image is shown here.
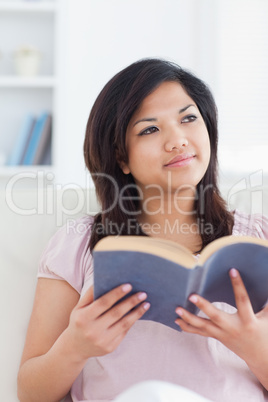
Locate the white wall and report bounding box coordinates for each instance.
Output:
[56,0,218,187]
[55,0,268,188]
[216,0,268,176]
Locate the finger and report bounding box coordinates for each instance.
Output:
[90,283,133,317]
[175,317,207,336]
[100,291,148,327]
[107,324,138,352]
[109,301,150,336]
[186,294,227,330]
[229,268,255,322]
[175,306,221,338]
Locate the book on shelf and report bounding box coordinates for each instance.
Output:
[32,113,52,165]
[22,112,52,166]
[6,114,36,166]
[93,235,268,331]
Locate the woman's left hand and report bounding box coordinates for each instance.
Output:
[175,268,268,390]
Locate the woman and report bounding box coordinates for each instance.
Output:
[18,58,268,402]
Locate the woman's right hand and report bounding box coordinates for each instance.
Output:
[66,284,150,360]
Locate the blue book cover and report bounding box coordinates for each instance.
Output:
[32,114,52,165]
[7,115,35,166]
[22,112,50,166]
[93,235,268,331]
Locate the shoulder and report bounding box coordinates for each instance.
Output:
[232,210,268,239]
[38,215,95,294]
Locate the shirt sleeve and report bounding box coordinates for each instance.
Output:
[37,215,94,294]
[250,213,268,239]
[233,210,268,239]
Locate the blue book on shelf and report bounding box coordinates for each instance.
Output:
[32,114,52,165]
[7,114,35,166]
[22,112,50,165]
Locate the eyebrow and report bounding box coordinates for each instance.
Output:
[132,104,195,127]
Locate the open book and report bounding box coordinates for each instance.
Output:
[93,235,268,330]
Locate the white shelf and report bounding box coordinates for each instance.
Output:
[0,0,61,187]
[0,1,57,13]
[0,75,57,88]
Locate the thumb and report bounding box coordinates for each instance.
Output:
[76,285,94,308]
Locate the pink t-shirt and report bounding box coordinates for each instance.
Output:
[38,210,268,402]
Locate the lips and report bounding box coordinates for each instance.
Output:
[164,153,196,167]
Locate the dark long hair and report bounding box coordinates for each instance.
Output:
[84,58,234,251]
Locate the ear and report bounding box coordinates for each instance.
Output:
[115,149,131,175]
[119,161,131,175]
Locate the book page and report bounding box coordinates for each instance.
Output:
[199,235,268,265]
[95,236,196,268]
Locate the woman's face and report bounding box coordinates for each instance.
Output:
[121,81,211,196]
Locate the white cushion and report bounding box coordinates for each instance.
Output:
[0,187,98,401]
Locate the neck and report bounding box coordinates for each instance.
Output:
[139,185,197,221]
[138,186,202,252]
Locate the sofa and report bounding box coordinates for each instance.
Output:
[1,180,267,401]
[1,187,99,401]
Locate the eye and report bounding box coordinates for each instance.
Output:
[138,126,159,136]
[181,114,197,123]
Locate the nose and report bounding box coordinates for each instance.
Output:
[164,126,189,152]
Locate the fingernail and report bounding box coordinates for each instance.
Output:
[143,302,150,310]
[176,308,183,317]
[230,268,238,278]
[122,284,132,292]
[189,294,198,304]
[138,292,147,301]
